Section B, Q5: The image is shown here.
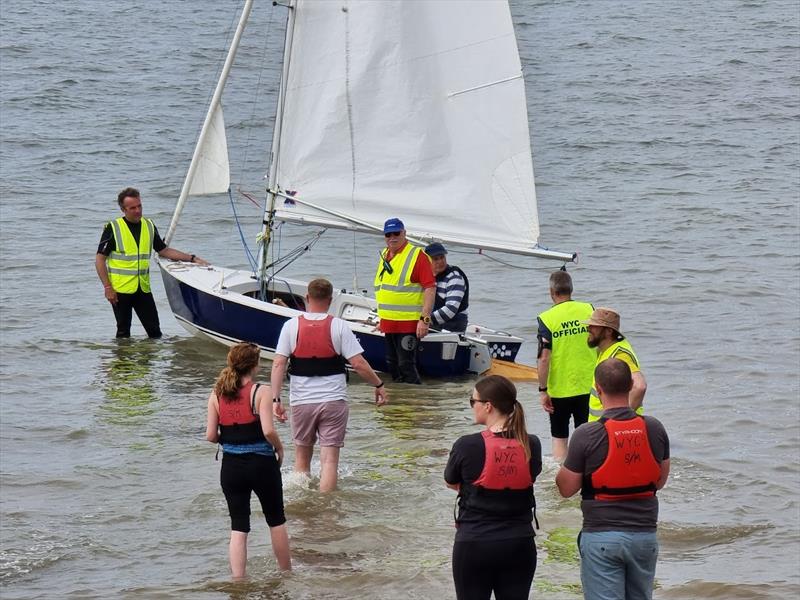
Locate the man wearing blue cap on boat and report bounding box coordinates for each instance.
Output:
[374,218,436,384]
[424,242,469,333]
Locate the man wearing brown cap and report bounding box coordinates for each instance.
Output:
[583,307,647,421]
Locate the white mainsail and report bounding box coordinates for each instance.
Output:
[272,0,549,257]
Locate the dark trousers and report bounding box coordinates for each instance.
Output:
[384,333,421,384]
[221,452,286,531]
[112,288,162,338]
[453,537,537,600]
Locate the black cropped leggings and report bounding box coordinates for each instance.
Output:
[452,536,537,600]
[220,452,286,532]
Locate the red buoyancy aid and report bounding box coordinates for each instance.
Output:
[457,430,535,522]
[289,315,347,377]
[218,382,264,445]
[473,430,534,489]
[587,416,661,501]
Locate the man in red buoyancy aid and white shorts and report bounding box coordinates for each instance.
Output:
[271,278,387,492]
[556,358,670,600]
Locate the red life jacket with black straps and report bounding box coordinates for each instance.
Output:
[288,315,347,377]
[457,430,536,522]
[218,382,265,445]
[583,415,661,501]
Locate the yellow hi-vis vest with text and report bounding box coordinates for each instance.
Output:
[538,300,596,398]
[588,339,641,421]
[107,217,154,294]
[374,243,424,321]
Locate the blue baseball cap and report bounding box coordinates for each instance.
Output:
[383,218,405,234]
[425,242,447,256]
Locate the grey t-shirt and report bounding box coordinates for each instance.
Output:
[564,407,670,532]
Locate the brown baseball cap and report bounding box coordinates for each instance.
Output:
[582,307,622,334]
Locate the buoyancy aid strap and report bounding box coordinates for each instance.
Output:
[593,483,657,497]
[251,383,261,415]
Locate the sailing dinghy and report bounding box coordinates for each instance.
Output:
[158,0,575,378]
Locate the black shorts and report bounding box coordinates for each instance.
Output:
[549,394,590,438]
[452,536,537,600]
[220,452,286,532]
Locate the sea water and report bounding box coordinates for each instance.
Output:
[1,1,798,598]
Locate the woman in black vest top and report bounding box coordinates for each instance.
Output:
[206,342,291,576]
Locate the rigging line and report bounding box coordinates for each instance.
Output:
[228,189,258,273]
[352,231,359,290]
[194,10,241,159]
[343,4,359,289]
[265,230,326,275]
[237,188,262,209]
[343,1,358,211]
[477,251,569,271]
[239,1,276,187]
[266,229,326,270]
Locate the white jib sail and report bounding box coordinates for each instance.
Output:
[188,103,231,196]
[272,0,542,255]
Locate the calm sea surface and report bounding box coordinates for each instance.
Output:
[1,1,798,598]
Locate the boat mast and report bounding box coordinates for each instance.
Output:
[164,0,255,246]
[258,0,298,285]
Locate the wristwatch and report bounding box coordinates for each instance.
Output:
[419,315,432,324]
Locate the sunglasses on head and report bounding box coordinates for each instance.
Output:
[384,231,402,237]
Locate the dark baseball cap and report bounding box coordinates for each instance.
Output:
[424,242,447,256]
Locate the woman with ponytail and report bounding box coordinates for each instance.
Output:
[445,374,542,599]
[206,342,291,577]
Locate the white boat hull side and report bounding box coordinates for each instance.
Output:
[157,260,521,378]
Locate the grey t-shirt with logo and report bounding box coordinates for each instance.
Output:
[564,407,670,532]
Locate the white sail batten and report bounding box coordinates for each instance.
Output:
[272,0,545,255]
[188,104,230,196]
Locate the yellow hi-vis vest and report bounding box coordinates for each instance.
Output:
[538,300,596,398]
[107,217,154,294]
[374,243,425,321]
[588,339,641,421]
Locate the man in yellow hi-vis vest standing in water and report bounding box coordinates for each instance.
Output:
[537,270,597,460]
[374,218,436,384]
[583,307,647,421]
[95,187,209,338]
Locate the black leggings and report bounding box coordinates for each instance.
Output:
[220,453,286,532]
[112,288,162,338]
[452,537,537,600]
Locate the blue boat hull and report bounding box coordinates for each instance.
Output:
[160,265,481,378]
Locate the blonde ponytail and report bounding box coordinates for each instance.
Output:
[214,367,240,400]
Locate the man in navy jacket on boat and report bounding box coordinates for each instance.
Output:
[424,242,469,333]
[95,187,208,338]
